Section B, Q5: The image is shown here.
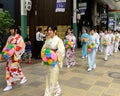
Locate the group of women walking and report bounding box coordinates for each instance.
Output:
[2,25,120,96]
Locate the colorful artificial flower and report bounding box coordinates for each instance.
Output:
[41,49,58,67]
[82,38,87,43]
[115,36,119,41]
[102,40,109,47]
[2,44,15,60]
[87,42,95,53]
[64,39,72,49]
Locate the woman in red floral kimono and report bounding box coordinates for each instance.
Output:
[3,25,27,91]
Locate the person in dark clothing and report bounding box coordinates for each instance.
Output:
[35,27,45,59]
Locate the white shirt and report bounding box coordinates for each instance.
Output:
[36,31,45,41]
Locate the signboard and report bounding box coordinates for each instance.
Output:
[78,3,87,15]
[55,0,66,12]
[101,13,107,24]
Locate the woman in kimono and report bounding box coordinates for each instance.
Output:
[87,29,99,72]
[98,30,104,52]
[41,25,65,96]
[80,28,89,59]
[101,30,111,61]
[114,30,120,53]
[65,28,76,68]
[108,30,115,56]
[3,25,27,91]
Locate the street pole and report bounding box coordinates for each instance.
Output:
[73,0,78,47]
[21,0,27,39]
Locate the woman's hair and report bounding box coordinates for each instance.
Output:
[9,25,17,30]
[9,25,21,35]
[47,25,57,31]
[67,27,72,31]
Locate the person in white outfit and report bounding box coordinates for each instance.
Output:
[108,30,115,56]
[101,30,111,61]
[114,30,120,53]
[98,30,104,52]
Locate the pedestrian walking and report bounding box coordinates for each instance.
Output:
[64,28,76,68]
[41,25,65,96]
[80,27,89,59]
[101,30,111,61]
[2,25,27,91]
[87,29,99,71]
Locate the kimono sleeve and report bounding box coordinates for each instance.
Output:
[56,38,65,68]
[95,36,100,49]
[14,37,25,59]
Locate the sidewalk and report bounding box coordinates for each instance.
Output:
[0,49,120,96]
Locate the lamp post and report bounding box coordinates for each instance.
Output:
[73,0,78,47]
[21,0,32,39]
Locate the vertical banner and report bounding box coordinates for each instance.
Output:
[78,3,87,15]
[55,0,66,12]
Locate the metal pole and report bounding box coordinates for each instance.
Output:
[73,0,78,47]
[21,0,27,39]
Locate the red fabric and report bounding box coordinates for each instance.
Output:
[15,46,22,51]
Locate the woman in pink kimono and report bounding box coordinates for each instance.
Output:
[41,25,65,96]
[3,25,27,91]
[65,28,76,68]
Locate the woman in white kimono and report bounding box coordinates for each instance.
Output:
[108,30,115,55]
[87,29,99,71]
[3,25,27,91]
[98,30,104,52]
[101,30,111,61]
[65,28,76,68]
[114,30,120,53]
[41,25,65,96]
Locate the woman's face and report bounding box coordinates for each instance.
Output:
[9,29,15,35]
[82,29,86,33]
[67,29,72,34]
[90,30,94,35]
[47,27,55,38]
[104,30,107,34]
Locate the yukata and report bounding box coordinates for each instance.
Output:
[98,32,104,52]
[114,33,120,52]
[108,33,115,55]
[80,33,89,58]
[65,33,76,67]
[3,34,26,86]
[101,34,111,60]
[41,35,65,96]
[87,34,99,69]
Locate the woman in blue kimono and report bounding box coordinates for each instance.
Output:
[80,28,89,59]
[87,29,100,72]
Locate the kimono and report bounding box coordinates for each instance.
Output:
[108,33,115,55]
[41,35,65,96]
[65,33,76,67]
[114,33,120,52]
[3,34,25,86]
[87,34,99,70]
[98,32,104,52]
[80,33,89,58]
[101,34,111,60]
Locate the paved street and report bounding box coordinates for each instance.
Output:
[0,49,120,96]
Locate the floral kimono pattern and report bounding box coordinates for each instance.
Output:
[65,33,76,67]
[3,34,25,86]
[41,35,65,96]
